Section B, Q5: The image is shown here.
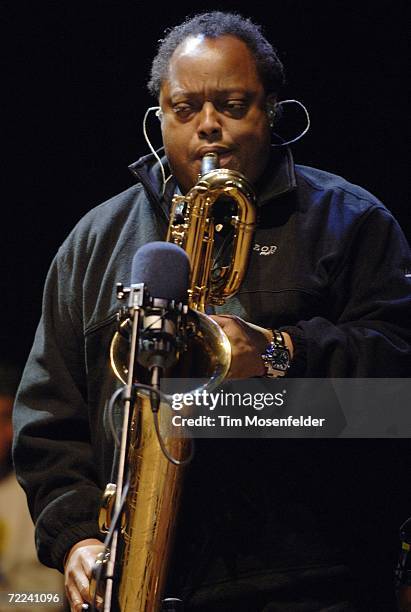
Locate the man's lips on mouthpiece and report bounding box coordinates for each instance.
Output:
[195,147,235,170]
[196,146,233,160]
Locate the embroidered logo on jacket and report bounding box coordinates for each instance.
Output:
[253,243,278,256]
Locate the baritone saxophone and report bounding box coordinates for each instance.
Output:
[100,152,257,611]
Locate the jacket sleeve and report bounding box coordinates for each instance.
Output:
[283,206,411,377]
[13,249,103,572]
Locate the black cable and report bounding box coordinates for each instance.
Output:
[133,382,195,467]
[107,386,124,448]
[152,409,194,467]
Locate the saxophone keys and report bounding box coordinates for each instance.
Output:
[98,482,117,533]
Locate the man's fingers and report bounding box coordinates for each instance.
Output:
[73,567,103,608]
[65,581,84,612]
[66,571,103,611]
[64,541,106,612]
[73,568,92,602]
[66,558,92,609]
[80,545,104,577]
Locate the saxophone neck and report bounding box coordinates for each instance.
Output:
[201,152,219,176]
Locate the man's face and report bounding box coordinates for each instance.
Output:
[159,35,272,193]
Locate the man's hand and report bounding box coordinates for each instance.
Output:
[64,538,105,612]
[210,315,293,379]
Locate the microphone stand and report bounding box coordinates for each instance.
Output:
[103,282,145,612]
[94,285,186,611]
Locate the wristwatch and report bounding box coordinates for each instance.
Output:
[261,330,290,377]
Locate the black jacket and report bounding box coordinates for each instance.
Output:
[13,149,411,609]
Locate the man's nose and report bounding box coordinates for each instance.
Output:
[197,102,222,139]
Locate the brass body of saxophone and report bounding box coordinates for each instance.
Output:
[105,153,256,611]
[167,153,257,312]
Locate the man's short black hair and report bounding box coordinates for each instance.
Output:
[148,11,285,98]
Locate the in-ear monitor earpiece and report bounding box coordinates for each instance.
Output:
[266,104,277,128]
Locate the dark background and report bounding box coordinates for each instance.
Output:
[2,0,409,365]
[2,2,410,607]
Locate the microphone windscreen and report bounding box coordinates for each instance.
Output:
[131,242,191,302]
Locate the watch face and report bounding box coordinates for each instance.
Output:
[271,348,290,371]
[263,343,290,372]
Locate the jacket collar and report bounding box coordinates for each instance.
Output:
[256,146,297,206]
[128,145,297,218]
[128,149,171,222]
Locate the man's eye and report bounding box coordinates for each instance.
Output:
[173,104,194,119]
[226,100,246,108]
[223,100,248,118]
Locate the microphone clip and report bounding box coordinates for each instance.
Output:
[114,281,189,374]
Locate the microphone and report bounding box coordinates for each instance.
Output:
[131,242,190,302]
[130,242,191,377]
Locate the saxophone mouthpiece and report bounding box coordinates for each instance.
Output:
[201,152,219,176]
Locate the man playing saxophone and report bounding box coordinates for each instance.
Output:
[13,11,411,612]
